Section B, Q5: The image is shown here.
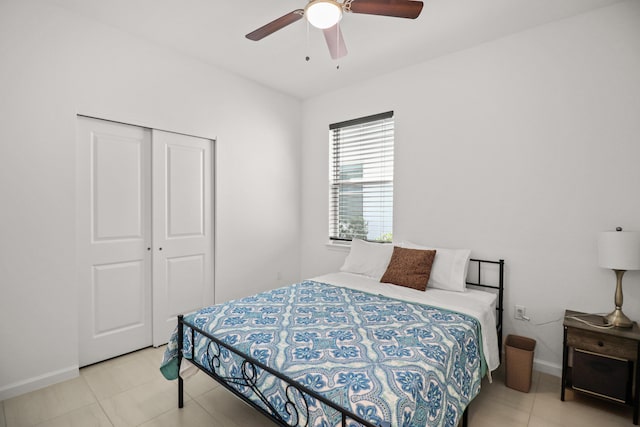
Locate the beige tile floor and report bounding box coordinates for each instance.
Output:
[0,346,634,427]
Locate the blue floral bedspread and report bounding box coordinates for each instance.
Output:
[161,280,486,427]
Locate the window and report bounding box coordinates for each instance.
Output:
[329,111,394,243]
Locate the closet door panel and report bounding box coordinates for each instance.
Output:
[78,117,152,367]
[166,254,205,316]
[167,145,205,237]
[92,261,146,334]
[152,130,214,346]
[93,134,144,240]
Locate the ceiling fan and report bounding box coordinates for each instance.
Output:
[245,0,424,60]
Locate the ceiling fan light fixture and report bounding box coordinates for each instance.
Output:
[305,0,343,29]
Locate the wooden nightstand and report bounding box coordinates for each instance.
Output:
[562,309,640,424]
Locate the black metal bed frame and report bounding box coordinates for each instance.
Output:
[177,258,505,427]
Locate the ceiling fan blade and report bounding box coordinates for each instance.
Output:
[246,9,304,41]
[323,24,348,60]
[348,0,423,19]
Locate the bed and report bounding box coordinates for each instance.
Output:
[160,243,504,427]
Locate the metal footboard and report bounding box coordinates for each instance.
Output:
[177,315,380,427]
[176,258,505,427]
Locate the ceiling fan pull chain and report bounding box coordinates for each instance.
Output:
[336,23,341,69]
[305,19,311,62]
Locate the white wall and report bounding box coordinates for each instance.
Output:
[0,0,301,399]
[2,0,638,401]
[301,0,640,376]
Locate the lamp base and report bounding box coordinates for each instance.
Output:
[605,308,633,328]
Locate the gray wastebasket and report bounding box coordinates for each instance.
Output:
[504,334,536,392]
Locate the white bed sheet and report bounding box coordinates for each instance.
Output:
[311,271,500,374]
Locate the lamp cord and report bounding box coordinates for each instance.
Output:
[566,314,616,329]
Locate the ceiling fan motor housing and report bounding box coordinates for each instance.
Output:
[305,0,344,29]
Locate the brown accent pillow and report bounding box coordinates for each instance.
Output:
[380,247,436,291]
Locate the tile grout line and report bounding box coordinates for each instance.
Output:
[91,347,165,426]
[137,346,184,426]
[113,346,179,426]
[134,382,183,426]
[8,376,110,427]
[79,369,115,427]
[525,373,542,426]
[188,389,221,426]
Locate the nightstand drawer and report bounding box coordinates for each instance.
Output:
[567,328,637,361]
[562,310,640,425]
[573,349,632,403]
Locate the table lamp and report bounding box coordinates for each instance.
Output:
[598,227,640,328]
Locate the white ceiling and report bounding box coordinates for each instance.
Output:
[49,0,624,99]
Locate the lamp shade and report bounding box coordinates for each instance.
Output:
[598,230,640,270]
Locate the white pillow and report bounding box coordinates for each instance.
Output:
[340,239,394,280]
[399,241,471,292]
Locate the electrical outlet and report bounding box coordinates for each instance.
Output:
[515,305,526,320]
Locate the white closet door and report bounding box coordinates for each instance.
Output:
[152,130,214,346]
[77,117,152,366]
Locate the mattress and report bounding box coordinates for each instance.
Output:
[161,274,498,426]
[311,271,500,373]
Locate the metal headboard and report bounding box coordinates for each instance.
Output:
[466,258,505,358]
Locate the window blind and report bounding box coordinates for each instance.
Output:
[329,111,394,242]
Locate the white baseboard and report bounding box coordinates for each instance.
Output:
[534,358,562,378]
[0,365,79,401]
